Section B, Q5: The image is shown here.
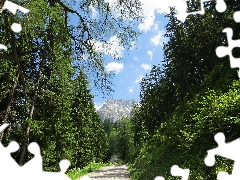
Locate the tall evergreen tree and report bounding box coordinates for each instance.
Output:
[0,0,142,170]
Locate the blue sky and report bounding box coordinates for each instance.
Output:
[66,0,193,110]
[91,1,176,110]
[93,16,168,109]
[90,1,174,110]
[67,0,228,109]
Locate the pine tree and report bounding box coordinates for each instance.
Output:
[0,0,142,170]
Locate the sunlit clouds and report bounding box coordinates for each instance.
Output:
[148,50,153,60]
[141,63,151,71]
[91,36,124,58]
[105,62,124,74]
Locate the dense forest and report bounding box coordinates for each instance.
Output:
[1,0,240,179]
[108,0,240,179]
[0,0,141,171]
[103,0,240,179]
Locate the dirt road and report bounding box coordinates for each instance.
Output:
[79,164,130,180]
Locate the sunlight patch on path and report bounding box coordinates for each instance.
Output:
[79,165,130,180]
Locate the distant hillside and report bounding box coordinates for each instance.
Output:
[97,99,136,122]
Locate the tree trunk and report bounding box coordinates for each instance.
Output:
[0,12,20,142]
[0,72,19,142]
[19,105,34,166]
[0,0,6,13]
[18,45,44,166]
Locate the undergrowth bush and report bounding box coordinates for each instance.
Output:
[67,162,112,180]
[129,65,240,180]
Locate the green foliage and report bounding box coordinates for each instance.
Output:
[139,66,177,135]
[102,117,135,163]
[116,117,134,162]
[128,1,240,180]
[67,162,112,180]
[0,0,142,171]
[130,70,240,180]
[107,128,118,160]
[103,119,114,136]
[102,118,116,161]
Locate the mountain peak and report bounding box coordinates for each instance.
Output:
[97,99,136,122]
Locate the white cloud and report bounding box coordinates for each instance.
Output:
[80,54,88,60]
[135,75,143,84]
[108,36,125,57]
[151,31,165,46]
[104,1,185,32]
[91,36,124,58]
[92,8,98,18]
[89,5,98,18]
[105,62,124,73]
[138,0,186,32]
[134,56,138,61]
[153,23,159,31]
[147,50,153,60]
[105,0,117,3]
[94,103,103,110]
[129,87,134,93]
[130,41,137,50]
[141,63,151,71]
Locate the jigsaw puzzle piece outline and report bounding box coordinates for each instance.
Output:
[0,123,71,179]
[216,27,240,78]
[0,0,30,51]
[3,0,29,15]
[0,124,20,179]
[154,176,165,180]
[20,142,43,173]
[205,132,240,164]
[0,141,21,179]
[0,123,9,132]
[154,165,190,180]
[176,0,227,22]
[171,165,190,180]
[234,11,240,23]
[217,171,233,180]
[205,132,240,179]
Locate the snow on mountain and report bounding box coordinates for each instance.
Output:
[97,99,136,122]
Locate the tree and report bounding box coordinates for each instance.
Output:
[132,0,240,137]
[116,117,133,162]
[0,0,142,170]
[129,1,240,179]
[70,71,108,169]
[103,118,114,136]
[163,1,240,100]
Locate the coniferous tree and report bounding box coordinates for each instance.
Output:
[0,0,142,170]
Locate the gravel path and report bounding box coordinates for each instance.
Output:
[79,164,130,180]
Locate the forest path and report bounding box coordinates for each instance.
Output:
[79,164,131,180]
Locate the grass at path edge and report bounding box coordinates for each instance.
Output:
[67,162,113,180]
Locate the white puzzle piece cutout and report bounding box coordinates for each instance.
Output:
[0,123,71,180]
[175,0,227,22]
[205,132,240,180]
[215,27,240,78]
[215,9,240,78]
[155,165,190,180]
[0,0,30,50]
